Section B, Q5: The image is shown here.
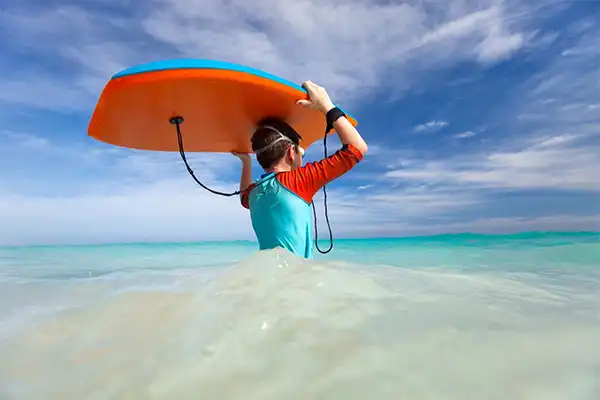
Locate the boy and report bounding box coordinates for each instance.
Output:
[232,81,368,258]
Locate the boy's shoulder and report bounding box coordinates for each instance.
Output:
[241,144,364,209]
[278,143,364,203]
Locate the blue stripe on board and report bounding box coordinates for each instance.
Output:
[111,59,305,91]
[110,58,355,120]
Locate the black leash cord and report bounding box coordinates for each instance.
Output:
[312,126,333,254]
[170,116,334,254]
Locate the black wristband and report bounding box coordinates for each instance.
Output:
[325,107,346,132]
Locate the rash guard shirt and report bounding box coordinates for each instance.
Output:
[241,143,363,258]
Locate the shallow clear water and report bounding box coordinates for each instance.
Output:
[1,232,599,399]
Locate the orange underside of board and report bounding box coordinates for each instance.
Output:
[88,68,357,153]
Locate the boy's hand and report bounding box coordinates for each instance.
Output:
[297,81,336,115]
[232,152,251,163]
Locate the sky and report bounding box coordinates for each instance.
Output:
[0,0,599,246]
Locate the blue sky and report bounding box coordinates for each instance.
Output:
[1,0,599,245]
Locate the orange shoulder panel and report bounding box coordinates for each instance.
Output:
[240,183,256,209]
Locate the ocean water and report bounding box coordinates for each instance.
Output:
[0,232,599,399]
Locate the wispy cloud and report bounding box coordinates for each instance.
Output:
[384,131,599,191]
[0,181,254,246]
[386,18,600,193]
[454,131,476,139]
[413,120,450,133]
[338,214,600,238]
[0,131,252,245]
[1,131,50,150]
[416,5,526,64]
[0,0,533,110]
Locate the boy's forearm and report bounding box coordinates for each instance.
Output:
[331,114,368,155]
[240,160,253,192]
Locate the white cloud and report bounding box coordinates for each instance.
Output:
[340,214,600,237]
[454,131,476,139]
[0,77,91,112]
[2,130,597,245]
[385,131,600,191]
[0,0,532,110]
[417,5,525,63]
[1,131,50,149]
[448,214,600,233]
[413,120,450,133]
[306,182,486,239]
[1,131,242,197]
[386,20,600,193]
[4,175,597,245]
[474,22,524,63]
[0,131,252,245]
[0,180,254,246]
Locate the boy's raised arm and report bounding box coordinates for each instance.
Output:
[297,81,368,156]
[232,152,253,208]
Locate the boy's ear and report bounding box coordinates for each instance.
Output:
[286,144,296,160]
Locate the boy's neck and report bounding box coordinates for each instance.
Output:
[265,162,292,174]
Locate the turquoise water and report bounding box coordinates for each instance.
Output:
[1,232,599,399]
[3,232,598,279]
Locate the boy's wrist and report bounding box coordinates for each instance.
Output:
[325,106,347,132]
[320,102,336,115]
[237,155,251,164]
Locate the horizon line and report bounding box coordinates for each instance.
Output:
[2,230,598,249]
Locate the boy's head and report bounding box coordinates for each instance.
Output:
[251,117,305,171]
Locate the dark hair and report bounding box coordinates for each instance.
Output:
[251,117,302,169]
